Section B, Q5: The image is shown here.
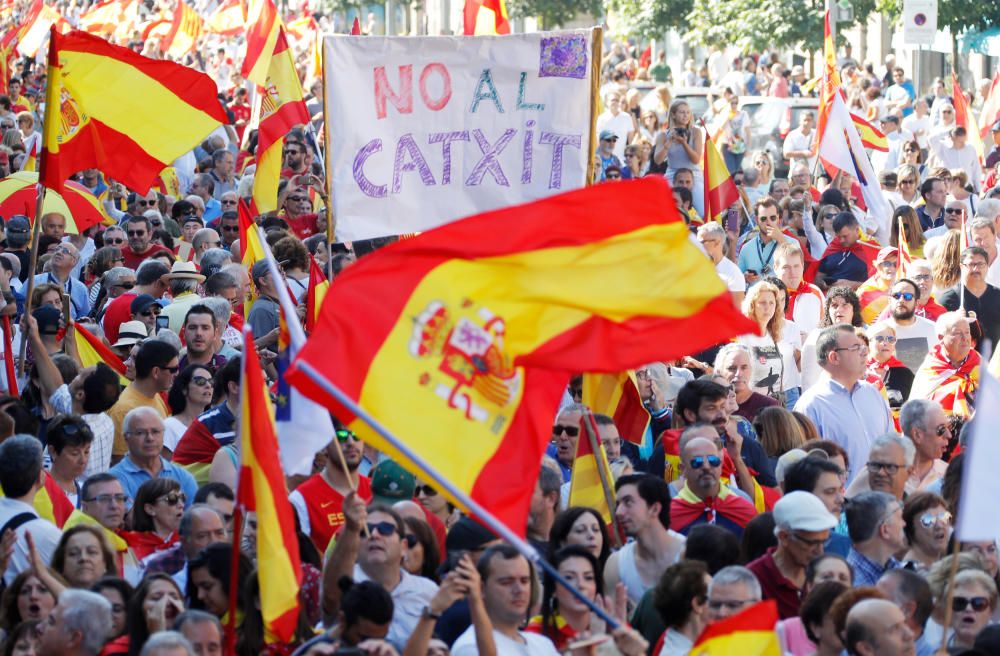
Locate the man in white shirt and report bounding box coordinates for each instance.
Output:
[595,91,634,161]
[0,435,63,585]
[928,126,982,192]
[901,99,932,150]
[782,111,817,170]
[870,115,910,174]
[452,544,560,655]
[775,242,824,335]
[697,222,745,305]
[885,278,937,372]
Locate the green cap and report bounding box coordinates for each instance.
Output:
[370,460,416,505]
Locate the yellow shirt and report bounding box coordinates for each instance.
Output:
[108,384,169,456]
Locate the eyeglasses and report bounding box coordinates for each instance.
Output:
[335,429,360,443]
[553,425,579,437]
[106,237,125,244]
[221,199,238,206]
[404,534,418,548]
[899,179,917,185]
[873,335,897,344]
[891,292,914,301]
[952,596,990,612]
[157,493,186,506]
[85,493,129,505]
[127,428,165,438]
[191,375,212,387]
[115,281,136,290]
[932,423,950,437]
[912,273,933,282]
[137,200,157,207]
[867,461,903,475]
[945,208,964,215]
[415,484,438,497]
[788,532,827,548]
[365,521,399,537]
[919,510,952,528]
[962,261,988,270]
[689,455,722,469]
[833,344,866,354]
[707,599,752,612]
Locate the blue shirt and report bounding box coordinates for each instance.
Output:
[32,272,90,320]
[544,443,572,482]
[817,249,869,283]
[794,379,892,483]
[847,547,901,586]
[109,455,197,510]
[203,198,223,223]
[737,234,797,275]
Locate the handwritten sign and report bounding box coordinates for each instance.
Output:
[323,29,596,242]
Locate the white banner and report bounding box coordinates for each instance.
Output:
[323,29,596,242]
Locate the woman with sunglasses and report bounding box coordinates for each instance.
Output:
[894,163,923,207]
[164,365,215,457]
[121,479,184,561]
[863,322,913,423]
[945,569,998,653]
[804,204,841,260]
[414,480,457,531]
[402,515,441,581]
[900,492,951,573]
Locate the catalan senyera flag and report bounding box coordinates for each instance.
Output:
[979,71,1000,140]
[850,112,888,152]
[703,128,740,223]
[241,0,280,86]
[72,322,128,384]
[163,0,203,59]
[287,177,759,535]
[78,0,124,36]
[816,10,842,144]
[952,73,986,162]
[567,416,615,523]
[204,0,246,36]
[238,327,302,641]
[463,0,510,35]
[305,255,329,332]
[40,29,227,195]
[690,600,780,655]
[251,26,309,214]
[581,372,649,446]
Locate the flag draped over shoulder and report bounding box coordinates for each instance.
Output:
[251,26,309,214]
[462,0,509,35]
[567,417,615,523]
[910,344,980,419]
[691,601,781,655]
[238,328,302,641]
[703,129,739,224]
[41,29,227,194]
[288,177,758,536]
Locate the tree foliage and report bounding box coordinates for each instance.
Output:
[685,0,824,53]
[875,0,1000,35]
[604,0,691,40]
[506,0,603,29]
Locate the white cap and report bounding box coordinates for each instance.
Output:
[773,491,838,532]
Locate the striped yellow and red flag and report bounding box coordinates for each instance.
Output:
[304,255,329,332]
[690,600,780,655]
[850,112,888,152]
[239,199,265,268]
[72,322,128,383]
[163,0,203,59]
[816,10,842,144]
[241,0,280,86]
[979,71,1000,140]
[897,216,911,279]
[237,327,302,641]
[567,415,616,523]
[952,73,986,162]
[204,0,246,36]
[18,3,70,58]
[703,128,740,223]
[78,0,124,36]
[462,0,509,35]
[251,26,309,214]
[40,28,227,195]
[581,372,649,446]
[287,177,758,535]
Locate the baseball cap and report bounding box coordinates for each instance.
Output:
[370,460,415,505]
[875,246,898,265]
[130,294,159,316]
[5,216,30,235]
[32,305,61,336]
[599,129,618,141]
[251,260,272,283]
[773,490,838,532]
[445,516,497,553]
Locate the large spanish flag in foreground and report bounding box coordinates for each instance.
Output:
[691,601,780,655]
[288,177,758,535]
[40,28,227,194]
[238,328,302,641]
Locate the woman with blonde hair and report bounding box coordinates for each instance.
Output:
[895,164,922,206]
[737,281,785,400]
[753,406,806,466]
[654,99,704,215]
[652,84,672,124]
[889,205,926,257]
[949,168,976,216]
[751,151,774,196]
[930,229,962,295]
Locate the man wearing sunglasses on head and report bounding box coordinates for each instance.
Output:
[289,425,373,553]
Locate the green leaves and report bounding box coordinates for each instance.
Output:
[506,0,603,29]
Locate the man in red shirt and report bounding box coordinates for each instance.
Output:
[121,215,173,270]
[289,427,372,552]
[102,260,169,344]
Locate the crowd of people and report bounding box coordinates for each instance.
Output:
[0,3,995,655]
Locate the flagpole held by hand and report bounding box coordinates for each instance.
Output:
[581,410,623,549]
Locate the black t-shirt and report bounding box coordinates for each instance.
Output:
[939,284,1000,352]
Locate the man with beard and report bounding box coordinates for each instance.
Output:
[120,215,173,270]
[940,246,1000,350]
[884,278,936,372]
[605,473,686,605]
[737,198,798,277]
[179,305,226,370]
[670,435,757,538]
[290,426,373,552]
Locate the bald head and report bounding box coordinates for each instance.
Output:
[845,599,914,656]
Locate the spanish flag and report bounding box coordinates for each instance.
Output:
[897,216,912,278]
[462,0,509,35]
[78,0,124,36]
[816,10,841,144]
[163,0,203,60]
[850,113,888,152]
[567,416,615,523]
[241,0,280,86]
[204,0,246,36]
[238,328,302,641]
[581,372,649,446]
[952,73,986,161]
[40,28,227,194]
[251,26,309,214]
[72,322,128,383]
[689,600,780,655]
[238,198,265,268]
[703,128,739,224]
[288,177,758,535]
[979,71,1000,140]
[305,255,329,332]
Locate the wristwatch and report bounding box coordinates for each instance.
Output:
[421,605,441,621]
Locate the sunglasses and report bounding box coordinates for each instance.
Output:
[365,521,399,537]
[919,510,952,528]
[140,307,161,317]
[899,179,917,185]
[952,596,990,612]
[945,208,964,215]
[891,292,914,301]
[126,230,146,237]
[191,375,212,387]
[404,534,418,548]
[106,237,125,244]
[689,455,722,469]
[553,425,579,437]
[335,429,359,443]
[873,335,896,344]
[160,365,180,374]
[137,200,157,207]
[221,199,238,206]
[415,484,438,497]
[158,493,186,506]
[221,225,239,232]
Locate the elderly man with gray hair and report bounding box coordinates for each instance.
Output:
[0,435,63,584]
[35,589,113,656]
[707,565,762,623]
[109,405,197,508]
[846,490,907,586]
[899,399,950,492]
[845,433,915,500]
[138,630,196,656]
[697,221,745,304]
